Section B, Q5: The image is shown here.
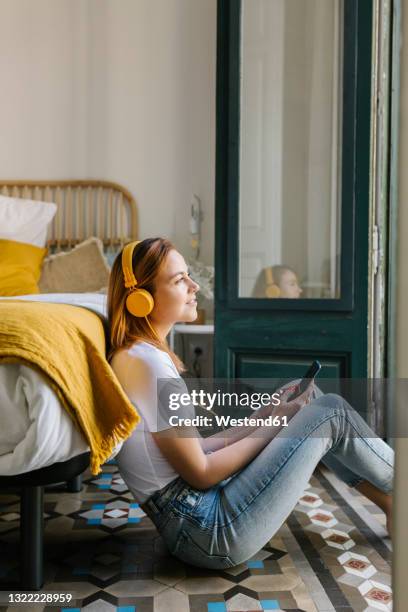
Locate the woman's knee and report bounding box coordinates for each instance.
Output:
[312,392,345,413]
[312,383,325,399]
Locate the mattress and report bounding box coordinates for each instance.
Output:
[0,293,122,475]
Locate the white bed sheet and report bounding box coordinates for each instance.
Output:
[0,293,122,475]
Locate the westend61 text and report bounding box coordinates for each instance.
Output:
[168,414,289,427]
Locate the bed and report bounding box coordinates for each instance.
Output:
[0,179,137,250]
[0,179,139,588]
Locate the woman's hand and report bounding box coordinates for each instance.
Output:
[276,381,315,418]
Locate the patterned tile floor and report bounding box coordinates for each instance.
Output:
[0,461,392,611]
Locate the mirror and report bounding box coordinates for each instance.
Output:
[239,0,343,300]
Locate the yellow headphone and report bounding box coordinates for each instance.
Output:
[122,241,155,317]
[264,267,281,298]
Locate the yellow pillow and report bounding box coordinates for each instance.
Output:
[0,239,47,296]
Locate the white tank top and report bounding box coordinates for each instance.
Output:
[111,341,193,503]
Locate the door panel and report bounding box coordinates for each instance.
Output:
[235,353,344,381]
[239,0,342,301]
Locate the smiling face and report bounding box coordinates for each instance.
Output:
[278,269,303,298]
[150,249,200,326]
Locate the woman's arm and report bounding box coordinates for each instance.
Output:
[197,401,278,453]
[152,384,313,489]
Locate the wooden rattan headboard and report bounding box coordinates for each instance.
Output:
[0,179,138,250]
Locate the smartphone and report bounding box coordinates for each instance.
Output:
[287,360,321,401]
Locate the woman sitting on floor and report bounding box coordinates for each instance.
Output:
[107,238,394,569]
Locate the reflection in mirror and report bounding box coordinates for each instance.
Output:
[252,265,303,299]
[239,0,343,299]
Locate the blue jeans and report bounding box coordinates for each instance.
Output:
[140,391,394,569]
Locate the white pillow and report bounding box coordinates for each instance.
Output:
[0,195,57,247]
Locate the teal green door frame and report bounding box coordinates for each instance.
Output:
[387,0,402,380]
[214,0,373,409]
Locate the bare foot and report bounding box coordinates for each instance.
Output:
[386,508,393,539]
[383,496,393,539]
[355,480,393,539]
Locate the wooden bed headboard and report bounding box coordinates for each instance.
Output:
[0,179,138,251]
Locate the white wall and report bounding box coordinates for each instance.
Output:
[0,0,216,265]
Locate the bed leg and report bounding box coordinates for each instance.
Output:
[66,474,82,493]
[20,486,44,590]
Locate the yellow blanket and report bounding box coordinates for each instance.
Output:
[0,301,140,474]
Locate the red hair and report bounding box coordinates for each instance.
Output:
[107,237,185,372]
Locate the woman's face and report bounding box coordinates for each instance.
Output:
[150,249,200,325]
[279,270,303,298]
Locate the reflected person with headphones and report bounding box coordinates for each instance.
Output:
[107,238,394,570]
[252,265,303,298]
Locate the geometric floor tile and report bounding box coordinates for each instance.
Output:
[89,473,129,494]
[78,499,145,529]
[320,527,356,550]
[338,551,377,579]
[307,508,338,528]
[358,579,392,610]
[297,491,323,509]
[0,463,392,611]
